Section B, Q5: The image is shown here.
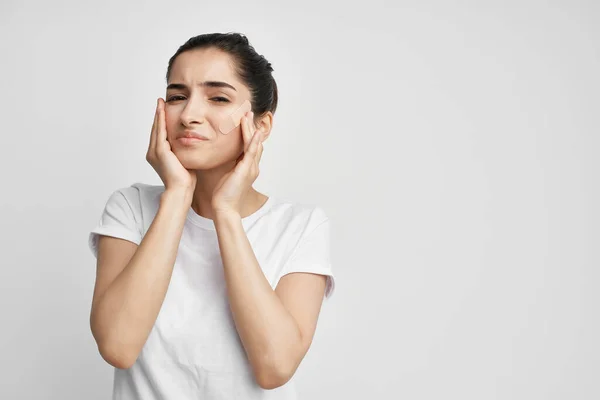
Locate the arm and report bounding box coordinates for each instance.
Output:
[214,211,328,389]
[90,188,192,369]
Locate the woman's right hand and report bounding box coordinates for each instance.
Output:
[146,98,197,194]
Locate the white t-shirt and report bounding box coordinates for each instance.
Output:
[88,182,335,400]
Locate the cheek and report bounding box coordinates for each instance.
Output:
[217,126,244,152]
[213,110,236,134]
[163,107,242,143]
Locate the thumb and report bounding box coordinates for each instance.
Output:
[234,152,244,166]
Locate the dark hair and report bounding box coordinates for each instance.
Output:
[166,32,278,117]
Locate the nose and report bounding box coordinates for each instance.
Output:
[179,95,208,127]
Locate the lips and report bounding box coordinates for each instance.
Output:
[179,130,209,140]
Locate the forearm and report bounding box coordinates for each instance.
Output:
[93,189,192,366]
[214,211,302,384]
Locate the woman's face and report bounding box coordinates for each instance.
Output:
[164,47,252,170]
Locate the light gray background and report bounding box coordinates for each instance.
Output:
[1,1,598,399]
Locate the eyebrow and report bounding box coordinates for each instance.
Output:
[166,81,237,92]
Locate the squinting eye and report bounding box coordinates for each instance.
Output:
[165,96,230,103]
[166,96,185,102]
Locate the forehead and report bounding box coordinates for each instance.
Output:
[169,48,241,87]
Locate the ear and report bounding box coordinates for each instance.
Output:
[255,111,273,142]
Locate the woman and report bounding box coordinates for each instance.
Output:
[88,32,335,399]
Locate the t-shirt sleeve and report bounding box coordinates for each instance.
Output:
[275,209,336,299]
[88,187,143,259]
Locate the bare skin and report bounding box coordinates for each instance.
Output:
[90,47,327,390]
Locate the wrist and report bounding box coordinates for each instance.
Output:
[161,188,193,209]
[214,208,241,222]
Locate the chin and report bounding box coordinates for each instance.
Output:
[174,148,234,171]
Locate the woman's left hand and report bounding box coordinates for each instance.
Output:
[212,111,264,216]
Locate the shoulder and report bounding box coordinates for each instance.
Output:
[269,196,330,233]
[104,182,165,232]
[89,182,164,257]
[128,181,165,199]
[111,182,164,208]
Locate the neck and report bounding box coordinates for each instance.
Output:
[189,161,265,221]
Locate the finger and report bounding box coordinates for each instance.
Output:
[150,99,159,151]
[248,111,255,136]
[255,134,264,165]
[157,98,168,147]
[235,151,244,166]
[243,130,261,166]
[242,113,252,152]
[248,112,258,152]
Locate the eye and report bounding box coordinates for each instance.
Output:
[166,95,185,102]
[165,96,230,103]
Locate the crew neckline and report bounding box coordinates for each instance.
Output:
[186,196,276,230]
